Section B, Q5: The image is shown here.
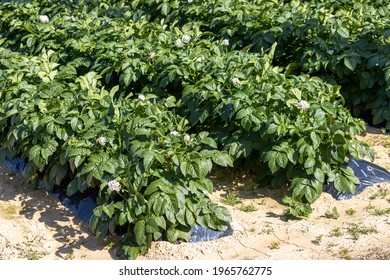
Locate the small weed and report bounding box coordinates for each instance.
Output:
[104,241,115,250]
[364,204,390,216]
[367,207,390,216]
[345,208,356,216]
[65,236,72,244]
[245,178,257,194]
[329,227,343,237]
[326,242,337,252]
[325,207,340,219]
[15,236,47,260]
[369,188,389,200]
[364,203,375,211]
[311,235,323,245]
[65,250,75,260]
[339,248,353,260]
[221,192,241,206]
[258,198,267,205]
[382,135,390,147]
[239,204,257,212]
[362,139,375,147]
[269,242,280,250]
[347,223,378,240]
[260,224,274,235]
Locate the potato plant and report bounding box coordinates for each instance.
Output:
[0,0,380,259]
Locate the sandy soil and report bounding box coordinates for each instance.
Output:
[1,126,390,260]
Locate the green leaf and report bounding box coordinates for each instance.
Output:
[67,179,79,197]
[236,108,252,120]
[264,151,283,173]
[29,145,42,168]
[241,116,252,132]
[120,244,140,260]
[197,158,212,178]
[154,216,166,230]
[146,218,159,234]
[95,223,109,241]
[74,155,84,168]
[134,219,146,246]
[166,227,191,243]
[103,204,115,218]
[102,160,117,174]
[56,128,68,141]
[143,150,155,170]
[304,158,315,169]
[201,137,217,148]
[49,162,67,185]
[290,88,302,100]
[185,209,195,227]
[180,160,198,177]
[5,108,18,118]
[313,168,325,182]
[152,196,165,216]
[70,117,78,130]
[275,152,288,169]
[213,206,232,222]
[344,57,357,71]
[165,210,176,224]
[109,85,119,97]
[333,166,359,194]
[212,152,234,167]
[337,26,350,38]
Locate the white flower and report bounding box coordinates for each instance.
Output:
[38,15,50,24]
[188,0,193,3]
[297,100,310,110]
[184,134,191,142]
[149,51,156,58]
[138,94,146,102]
[174,38,183,47]
[232,77,241,85]
[108,180,121,192]
[195,56,204,63]
[182,34,191,43]
[222,39,229,46]
[98,136,107,146]
[170,130,179,137]
[71,15,76,22]
[327,49,334,55]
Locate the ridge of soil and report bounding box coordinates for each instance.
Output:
[1,126,389,260]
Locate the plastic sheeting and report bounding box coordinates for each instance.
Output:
[323,158,390,200]
[190,224,233,243]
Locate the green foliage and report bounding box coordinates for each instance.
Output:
[282,196,313,220]
[239,204,257,213]
[325,207,340,219]
[221,192,241,206]
[0,0,382,259]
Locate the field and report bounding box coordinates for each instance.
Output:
[1,0,390,260]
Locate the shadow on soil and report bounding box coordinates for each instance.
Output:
[0,164,118,260]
